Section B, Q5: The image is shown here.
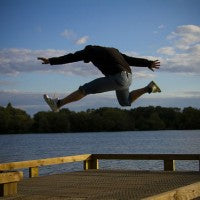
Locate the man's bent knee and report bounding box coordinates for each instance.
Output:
[78,87,88,96]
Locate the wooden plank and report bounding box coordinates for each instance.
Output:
[0,172,23,184]
[142,181,200,200]
[0,154,92,171]
[92,154,200,161]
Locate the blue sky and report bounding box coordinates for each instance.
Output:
[0,0,200,115]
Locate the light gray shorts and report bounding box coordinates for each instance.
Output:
[79,71,132,106]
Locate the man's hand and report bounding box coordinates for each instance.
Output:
[148,60,160,72]
[37,57,50,64]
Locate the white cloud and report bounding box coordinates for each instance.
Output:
[0,48,98,76]
[158,24,165,29]
[61,29,89,45]
[167,25,200,50]
[157,25,200,74]
[154,24,165,34]
[61,29,76,39]
[157,47,175,56]
[75,36,89,45]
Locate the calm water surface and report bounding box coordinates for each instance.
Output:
[0,130,200,176]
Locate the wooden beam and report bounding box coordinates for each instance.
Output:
[92,154,200,161]
[0,154,92,171]
[0,172,23,184]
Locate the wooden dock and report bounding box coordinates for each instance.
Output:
[1,170,200,200]
[1,154,200,199]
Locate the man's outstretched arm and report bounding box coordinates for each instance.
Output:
[38,50,85,65]
[121,53,160,71]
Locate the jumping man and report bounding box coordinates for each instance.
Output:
[38,45,161,112]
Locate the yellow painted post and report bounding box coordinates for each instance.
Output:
[29,167,39,178]
[164,159,175,171]
[84,159,99,170]
[0,182,17,197]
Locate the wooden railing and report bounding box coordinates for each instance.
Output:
[0,154,199,197]
[91,154,200,172]
[0,154,199,178]
[0,154,91,178]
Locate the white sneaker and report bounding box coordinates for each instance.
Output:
[147,81,161,93]
[43,94,59,112]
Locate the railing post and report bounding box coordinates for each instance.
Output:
[0,171,23,197]
[164,159,175,171]
[0,182,17,197]
[29,167,39,178]
[84,159,99,170]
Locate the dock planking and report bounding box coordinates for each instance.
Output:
[1,170,200,200]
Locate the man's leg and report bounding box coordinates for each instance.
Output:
[116,81,161,106]
[116,86,149,106]
[58,76,123,109]
[58,86,145,109]
[129,81,161,104]
[129,87,149,104]
[58,89,86,108]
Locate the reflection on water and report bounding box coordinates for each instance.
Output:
[0,130,200,176]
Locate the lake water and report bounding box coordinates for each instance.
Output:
[0,130,200,176]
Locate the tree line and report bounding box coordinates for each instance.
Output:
[0,103,200,133]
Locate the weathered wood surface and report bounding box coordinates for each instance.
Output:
[0,154,91,171]
[0,172,23,184]
[1,170,200,200]
[143,181,200,200]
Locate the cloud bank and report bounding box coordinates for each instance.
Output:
[0,25,199,77]
[158,25,200,74]
[0,48,98,76]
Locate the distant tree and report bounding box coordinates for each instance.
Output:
[157,107,181,129]
[33,110,70,133]
[0,103,33,133]
[147,112,165,130]
[181,107,200,129]
[69,111,90,132]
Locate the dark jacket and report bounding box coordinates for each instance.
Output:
[49,45,153,76]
